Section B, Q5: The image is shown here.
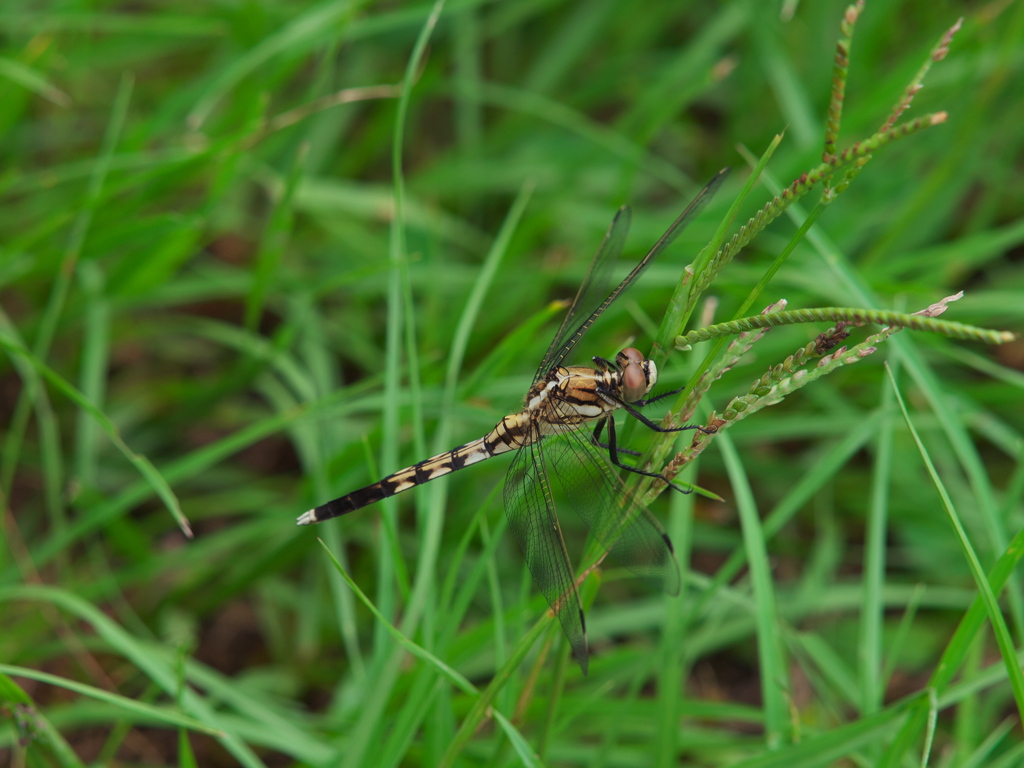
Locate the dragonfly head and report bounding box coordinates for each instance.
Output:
[616,347,657,402]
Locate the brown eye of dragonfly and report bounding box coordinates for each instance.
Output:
[619,349,649,402]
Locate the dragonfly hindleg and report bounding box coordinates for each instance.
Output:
[589,419,642,456]
[601,415,696,495]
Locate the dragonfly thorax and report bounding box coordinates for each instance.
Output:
[523,347,658,438]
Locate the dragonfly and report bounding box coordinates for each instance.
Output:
[299,168,729,674]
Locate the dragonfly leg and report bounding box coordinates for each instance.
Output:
[590,419,642,456]
[594,361,715,436]
[617,399,712,435]
[603,417,694,495]
[637,387,683,406]
[636,389,717,435]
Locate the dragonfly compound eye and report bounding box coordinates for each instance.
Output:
[617,347,645,366]
[621,357,652,402]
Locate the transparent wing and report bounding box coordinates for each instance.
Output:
[535,205,631,383]
[537,168,730,380]
[545,406,681,596]
[503,435,589,673]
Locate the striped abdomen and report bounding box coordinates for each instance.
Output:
[297,412,535,525]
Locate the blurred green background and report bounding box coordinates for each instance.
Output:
[2,0,1022,765]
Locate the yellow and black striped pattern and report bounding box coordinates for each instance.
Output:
[296,358,638,525]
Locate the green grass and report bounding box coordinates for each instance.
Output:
[2,0,1023,766]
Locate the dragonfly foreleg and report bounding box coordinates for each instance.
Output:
[636,387,682,406]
